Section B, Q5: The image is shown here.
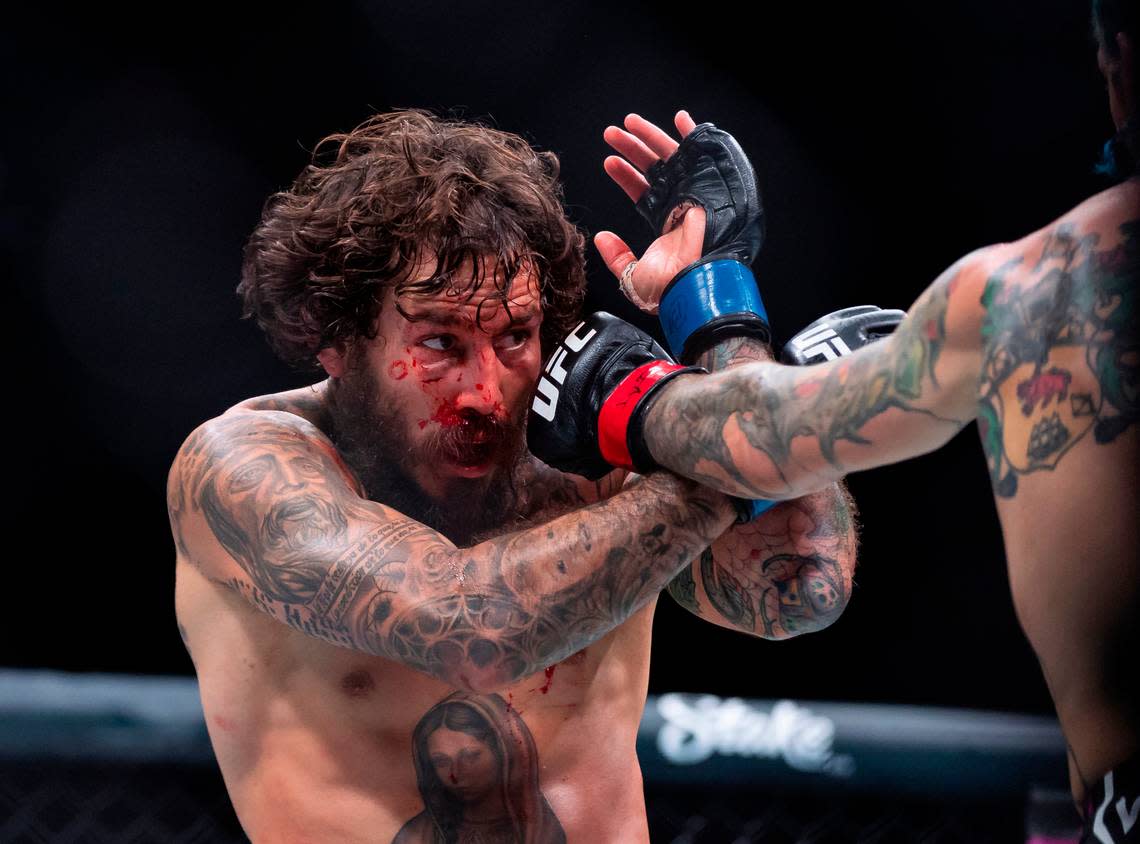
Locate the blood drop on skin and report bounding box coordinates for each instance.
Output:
[388,360,408,380]
[538,665,556,694]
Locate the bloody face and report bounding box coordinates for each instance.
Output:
[324,266,544,540]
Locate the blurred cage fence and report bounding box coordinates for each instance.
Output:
[0,670,1082,843]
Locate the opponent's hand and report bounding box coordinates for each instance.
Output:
[595,111,706,313]
[527,312,701,480]
[781,305,906,365]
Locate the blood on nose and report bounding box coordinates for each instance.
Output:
[455,359,504,413]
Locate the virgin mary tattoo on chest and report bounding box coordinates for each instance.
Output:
[392,692,566,844]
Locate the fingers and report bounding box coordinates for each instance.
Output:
[603,155,649,203]
[603,125,658,173]
[674,110,698,137]
[602,110,698,205]
[622,113,680,161]
[593,231,637,280]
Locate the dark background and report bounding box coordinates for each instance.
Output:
[2,1,1109,715]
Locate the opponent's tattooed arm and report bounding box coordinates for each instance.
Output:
[168,410,733,692]
[644,215,1138,502]
[663,338,859,637]
[643,256,988,500]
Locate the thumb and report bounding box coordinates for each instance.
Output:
[679,206,707,264]
[594,231,637,280]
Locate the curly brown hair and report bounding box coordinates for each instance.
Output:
[238,110,587,367]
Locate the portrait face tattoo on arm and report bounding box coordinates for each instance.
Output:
[173,413,437,649]
[393,692,566,844]
[978,219,1139,498]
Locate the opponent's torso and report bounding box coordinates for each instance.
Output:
[976,181,1140,796]
[175,389,654,843]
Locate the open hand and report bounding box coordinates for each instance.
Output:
[595,111,706,313]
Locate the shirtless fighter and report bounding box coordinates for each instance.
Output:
[167,110,858,842]
[535,4,1138,839]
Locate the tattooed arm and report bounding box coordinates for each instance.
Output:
[668,490,856,638]
[168,410,734,693]
[644,255,991,500]
[663,336,859,637]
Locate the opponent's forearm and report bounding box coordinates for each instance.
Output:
[665,330,843,501]
[662,334,805,499]
[360,471,735,691]
[662,338,857,638]
[644,361,830,499]
[645,277,975,499]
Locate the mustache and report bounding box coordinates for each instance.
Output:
[261,494,347,550]
[422,407,523,463]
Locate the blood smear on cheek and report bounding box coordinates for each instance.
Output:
[388,361,408,380]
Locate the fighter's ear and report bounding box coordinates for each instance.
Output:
[317,345,347,378]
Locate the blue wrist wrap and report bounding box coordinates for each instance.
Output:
[659,259,770,364]
[734,496,776,523]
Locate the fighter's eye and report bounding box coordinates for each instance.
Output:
[421,335,456,352]
[496,329,532,352]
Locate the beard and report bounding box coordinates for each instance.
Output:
[324,368,529,546]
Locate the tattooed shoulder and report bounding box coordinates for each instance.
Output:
[167,410,369,574]
[978,217,1139,498]
[229,385,330,428]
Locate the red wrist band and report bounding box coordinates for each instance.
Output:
[597,360,687,469]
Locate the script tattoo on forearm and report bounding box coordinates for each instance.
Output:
[978,219,1138,498]
[170,413,729,688]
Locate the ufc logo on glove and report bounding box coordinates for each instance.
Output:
[532,321,598,421]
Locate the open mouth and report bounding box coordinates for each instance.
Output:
[444,441,499,474]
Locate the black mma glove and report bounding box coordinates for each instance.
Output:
[780,305,906,365]
[528,312,701,480]
[636,122,770,364]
